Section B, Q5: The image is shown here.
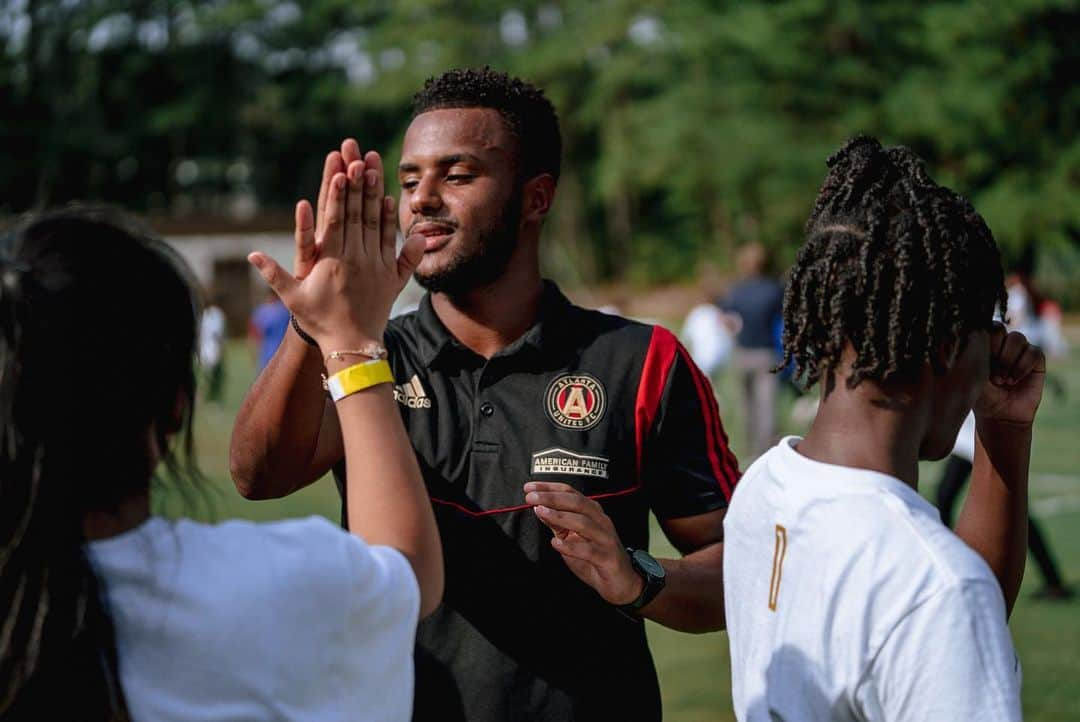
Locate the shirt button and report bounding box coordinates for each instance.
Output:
[480,402,495,417]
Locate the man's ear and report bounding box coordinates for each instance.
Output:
[521,174,556,224]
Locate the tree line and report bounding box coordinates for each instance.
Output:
[2,0,1077,301]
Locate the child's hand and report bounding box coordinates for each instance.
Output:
[974,324,1046,427]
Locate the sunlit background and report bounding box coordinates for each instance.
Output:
[3,2,1078,719]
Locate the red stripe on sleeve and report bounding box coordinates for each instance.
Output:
[688,346,740,490]
[676,343,739,500]
[635,326,680,479]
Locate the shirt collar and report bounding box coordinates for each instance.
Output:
[414,280,573,367]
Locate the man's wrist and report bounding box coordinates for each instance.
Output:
[290,314,319,347]
[612,570,647,606]
[616,549,666,611]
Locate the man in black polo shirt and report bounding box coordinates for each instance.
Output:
[231,68,740,721]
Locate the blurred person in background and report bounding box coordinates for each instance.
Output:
[681,263,735,379]
[0,208,441,720]
[1006,257,1070,383]
[199,289,227,403]
[719,242,785,456]
[248,287,290,373]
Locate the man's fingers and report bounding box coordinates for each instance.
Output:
[524,481,578,494]
[362,151,385,259]
[532,505,604,540]
[551,535,600,564]
[294,200,316,277]
[344,160,366,258]
[341,138,362,165]
[382,196,400,266]
[398,232,426,280]
[248,252,298,302]
[322,172,348,258]
[526,490,601,517]
[533,510,571,539]
[317,151,344,233]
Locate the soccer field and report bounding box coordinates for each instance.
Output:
[169,333,1080,721]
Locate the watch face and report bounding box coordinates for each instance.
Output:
[632,549,665,578]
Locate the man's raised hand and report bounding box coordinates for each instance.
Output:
[292,139,365,279]
[249,160,424,352]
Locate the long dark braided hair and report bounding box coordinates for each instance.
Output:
[780,136,1008,391]
[0,208,201,720]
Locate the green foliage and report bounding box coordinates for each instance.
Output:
[2,0,1077,296]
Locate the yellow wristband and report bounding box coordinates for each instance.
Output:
[325,360,393,402]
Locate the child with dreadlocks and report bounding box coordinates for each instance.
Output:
[723,136,1041,721]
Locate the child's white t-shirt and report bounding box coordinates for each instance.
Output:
[87,515,419,721]
[723,437,1022,721]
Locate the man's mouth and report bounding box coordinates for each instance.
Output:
[410,222,457,252]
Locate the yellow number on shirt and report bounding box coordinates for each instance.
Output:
[768,525,787,611]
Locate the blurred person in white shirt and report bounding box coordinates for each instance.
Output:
[198,290,227,402]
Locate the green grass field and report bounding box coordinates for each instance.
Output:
[166,335,1080,721]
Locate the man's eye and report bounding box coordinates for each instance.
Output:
[446,174,474,183]
[401,180,419,191]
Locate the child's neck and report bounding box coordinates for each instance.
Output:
[796,378,926,490]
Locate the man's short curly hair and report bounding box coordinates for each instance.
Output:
[780,135,1007,390]
[412,67,562,183]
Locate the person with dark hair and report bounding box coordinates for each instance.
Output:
[724,136,1040,720]
[231,67,739,721]
[0,205,442,720]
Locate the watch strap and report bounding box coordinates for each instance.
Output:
[618,548,666,613]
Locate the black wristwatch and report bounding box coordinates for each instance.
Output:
[617,548,666,614]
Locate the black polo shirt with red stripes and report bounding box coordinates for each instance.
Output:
[332,281,739,722]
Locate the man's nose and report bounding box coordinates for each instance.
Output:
[409,176,443,215]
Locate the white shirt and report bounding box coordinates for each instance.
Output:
[951,412,977,463]
[681,303,734,376]
[724,437,1021,721]
[87,515,420,722]
[199,305,226,367]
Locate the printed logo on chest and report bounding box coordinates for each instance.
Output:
[531,448,610,479]
[393,374,432,409]
[545,373,606,430]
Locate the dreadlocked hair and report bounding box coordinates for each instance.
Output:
[780,135,1007,391]
[412,66,562,182]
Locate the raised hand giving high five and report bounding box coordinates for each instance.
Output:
[248,152,424,352]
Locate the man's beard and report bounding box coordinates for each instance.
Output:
[414,188,522,297]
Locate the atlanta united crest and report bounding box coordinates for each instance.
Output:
[545,374,606,430]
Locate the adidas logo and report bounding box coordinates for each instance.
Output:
[393,374,432,409]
